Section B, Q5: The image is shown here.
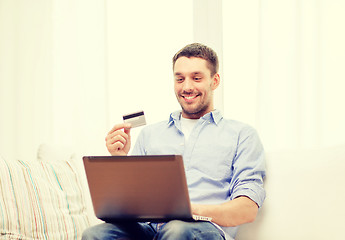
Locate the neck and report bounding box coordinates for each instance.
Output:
[181,108,214,119]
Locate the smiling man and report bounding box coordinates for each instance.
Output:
[82,43,266,240]
[173,54,220,119]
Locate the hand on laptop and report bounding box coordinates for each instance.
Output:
[105,123,132,156]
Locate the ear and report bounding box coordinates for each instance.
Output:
[211,73,220,90]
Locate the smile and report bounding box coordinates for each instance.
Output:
[184,95,198,100]
[181,94,200,103]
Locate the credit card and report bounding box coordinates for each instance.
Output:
[123,111,146,128]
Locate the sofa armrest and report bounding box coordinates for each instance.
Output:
[236,145,345,240]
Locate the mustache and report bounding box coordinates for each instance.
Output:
[180,91,201,96]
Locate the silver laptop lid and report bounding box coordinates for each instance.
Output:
[83,155,193,222]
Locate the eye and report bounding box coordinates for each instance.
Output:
[194,77,202,81]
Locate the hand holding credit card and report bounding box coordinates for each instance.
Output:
[106,111,146,156]
[123,111,146,128]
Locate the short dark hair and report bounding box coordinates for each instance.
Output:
[172,43,219,76]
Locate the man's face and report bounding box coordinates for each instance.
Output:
[173,57,220,119]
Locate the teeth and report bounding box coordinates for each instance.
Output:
[184,96,196,99]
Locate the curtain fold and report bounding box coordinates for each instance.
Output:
[223,0,345,151]
[0,0,108,160]
[2,0,344,160]
[0,0,53,161]
[0,0,194,160]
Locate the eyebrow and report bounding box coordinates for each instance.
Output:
[191,72,204,76]
[174,71,204,76]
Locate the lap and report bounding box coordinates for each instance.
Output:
[82,222,155,240]
[82,221,224,240]
[158,220,225,240]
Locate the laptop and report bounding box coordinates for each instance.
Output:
[83,155,209,223]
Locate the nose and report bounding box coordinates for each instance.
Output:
[182,78,193,92]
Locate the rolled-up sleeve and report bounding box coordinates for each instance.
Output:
[229,126,266,208]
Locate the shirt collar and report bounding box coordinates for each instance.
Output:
[168,109,223,126]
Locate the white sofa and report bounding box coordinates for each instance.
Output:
[1,144,344,239]
[237,145,345,239]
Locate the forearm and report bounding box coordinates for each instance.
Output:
[191,196,258,227]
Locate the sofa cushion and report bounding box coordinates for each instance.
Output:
[236,145,345,240]
[0,145,90,239]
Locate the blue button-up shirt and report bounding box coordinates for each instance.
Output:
[132,110,266,239]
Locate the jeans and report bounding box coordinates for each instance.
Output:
[82,220,225,240]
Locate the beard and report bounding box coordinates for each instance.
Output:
[181,102,209,117]
[177,93,213,119]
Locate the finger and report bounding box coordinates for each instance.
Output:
[106,129,129,142]
[108,141,125,153]
[107,135,127,146]
[108,123,132,135]
[124,126,131,137]
[113,141,125,151]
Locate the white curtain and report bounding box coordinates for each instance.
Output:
[50,0,108,157]
[105,0,193,151]
[2,0,345,161]
[223,0,345,151]
[0,0,109,161]
[0,0,193,161]
[0,0,54,161]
